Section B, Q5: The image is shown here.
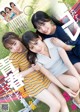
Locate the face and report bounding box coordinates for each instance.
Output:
[5,8,10,13]
[1,12,6,17]
[37,21,56,35]
[29,37,45,54]
[11,3,15,8]
[6,39,24,53]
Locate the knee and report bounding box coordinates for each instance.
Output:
[77,69,80,74]
[74,66,80,74]
[71,77,79,91]
[55,101,61,111]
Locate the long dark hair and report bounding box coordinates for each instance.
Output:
[4,7,12,13]
[10,2,16,7]
[0,11,6,15]
[31,11,63,29]
[22,31,40,64]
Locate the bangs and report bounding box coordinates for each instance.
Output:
[3,39,15,48]
[28,38,38,48]
[34,19,50,28]
[35,20,44,28]
[29,38,38,44]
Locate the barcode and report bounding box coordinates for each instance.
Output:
[0,103,9,112]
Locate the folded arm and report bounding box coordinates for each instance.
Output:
[18,64,40,77]
[51,37,73,51]
[19,67,34,77]
[38,64,77,97]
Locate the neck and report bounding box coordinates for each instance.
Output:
[22,45,27,53]
[50,25,56,35]
[41,42,50,57]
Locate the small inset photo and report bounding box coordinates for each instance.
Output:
[67,22,79,36]
[61,15,70,24]
[0,2,22,22]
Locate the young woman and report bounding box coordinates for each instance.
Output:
[22,31,80,108]
[9,2,22,15]
[31,11,80,74]
[4,7,17,20]
[0,11,10,22]
[2,32,72,112]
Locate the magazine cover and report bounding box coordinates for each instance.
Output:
[0,0,80,112]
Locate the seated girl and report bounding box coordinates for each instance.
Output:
[31,11,80,74]
[0,11,11,22]
[4,7,17,20]
[22,31,80,108]
[10,2,22,15]
[2,32,72,112]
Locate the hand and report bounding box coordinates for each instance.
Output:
[67,45,75,51]
[64,87,78,97]
[75,89,80,97]
[31,64,41,71]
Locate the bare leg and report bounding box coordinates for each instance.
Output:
[57,74,80,104]
[74,62,80,74]
[34,87,61,112]
[48,83,69,112]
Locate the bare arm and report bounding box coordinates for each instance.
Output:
[38,64,77,97]
[18,64,40,77]
[51,38,73,51]
[19,67,34,77]
[58,47,80,80]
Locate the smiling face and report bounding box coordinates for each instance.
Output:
[11,3,15,8]
[6,39,24,53]
[28,37,45,54]
[36,20,56,35]
[5,7,11,13]
[1,12,6,17]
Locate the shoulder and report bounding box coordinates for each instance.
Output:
[44,38,56,48]
[9,52,26,61]
[9,52,30,68]
[9,52,20,59]
[56,26,64,32]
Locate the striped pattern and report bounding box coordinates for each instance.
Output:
[9,51,50,97]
